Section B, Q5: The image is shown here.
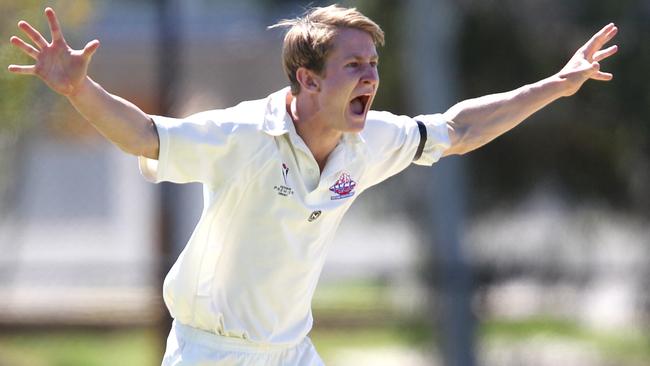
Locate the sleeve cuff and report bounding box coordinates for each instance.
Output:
[413,113,451,166]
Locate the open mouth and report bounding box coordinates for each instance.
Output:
[349,94,371,116]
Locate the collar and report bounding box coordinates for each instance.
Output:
[262,87,365,145]
[262,87,292,136]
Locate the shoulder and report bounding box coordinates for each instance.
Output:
[184,96,270,135]
[361,110,450,146]
[361,110,418,147]
[364,110,414,129]
[171,89,292,145]
[152,92,283,155]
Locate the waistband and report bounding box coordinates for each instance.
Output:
[172,320,305,353]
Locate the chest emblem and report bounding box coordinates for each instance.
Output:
[329,171,357,200]
[308,210,322,222]
[274,163,294,197]
[281,163,289,184]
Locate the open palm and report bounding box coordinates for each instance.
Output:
[8,7,100,96]
[557,23,618,97]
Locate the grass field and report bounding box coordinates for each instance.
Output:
[1,320,647,366]
[0,282,647,366]
[0,328,159,366]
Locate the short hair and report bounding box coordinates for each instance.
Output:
[269,4,385,95]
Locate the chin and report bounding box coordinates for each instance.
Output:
[346,118,367,133]
[343,111,369,132]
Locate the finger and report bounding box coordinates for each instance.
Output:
[580,23,615,56]
[10,36,40,59]
[592,71,613,81]
[583,23,617,57]
[593,45,618,62]
[18,20,48,49]
[604,25,619,41]
[45,7,66,43]
[601,26,619,48]
[586,61,613,81]
[82,39,100,58]
[7,64,36,75]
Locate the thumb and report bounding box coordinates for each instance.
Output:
[591,61,600,71]
[82,39,100,59]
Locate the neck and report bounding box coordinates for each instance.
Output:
[286,92,342,172]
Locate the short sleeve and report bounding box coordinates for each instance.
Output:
[361,111,451,187]
[138,112,242,185]
[412,113,451,166]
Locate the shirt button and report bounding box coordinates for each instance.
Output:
[308,210,322,222]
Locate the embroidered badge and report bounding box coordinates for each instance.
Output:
[329,171,357,200]
[274,163,294,196]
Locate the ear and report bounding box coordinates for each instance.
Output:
[296,67,321,93]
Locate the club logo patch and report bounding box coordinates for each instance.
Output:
[274,163,294,197]
[329,171,356,200]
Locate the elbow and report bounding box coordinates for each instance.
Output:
[448,144,474,157]
[445,118,499,156]
[453,146,473,156]
[445,122,474,156]
[114,140,142,157]
[114,134,159,159]
[131,138,159,160]
[127,120,160,159]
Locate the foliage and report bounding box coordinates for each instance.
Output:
[0,1,93,133]
[0,1,92,214]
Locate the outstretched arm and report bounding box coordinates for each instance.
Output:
[8,8,159,159]
[443,23,618,156]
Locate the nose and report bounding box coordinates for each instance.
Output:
[361,64,379,86]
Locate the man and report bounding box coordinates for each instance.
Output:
[8,4,618,365]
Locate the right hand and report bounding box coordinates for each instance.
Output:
[8,7,100,96]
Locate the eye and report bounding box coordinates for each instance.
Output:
[346,62,360,68]
[370,61,378,68]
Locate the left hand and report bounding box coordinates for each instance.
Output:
[557,23,618,97]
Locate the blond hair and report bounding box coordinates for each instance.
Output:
[269,4,385,95]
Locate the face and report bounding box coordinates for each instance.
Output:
[311,27,380,133]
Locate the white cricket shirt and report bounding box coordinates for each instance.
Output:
[139,87,450,346]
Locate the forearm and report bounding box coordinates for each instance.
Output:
[67,77,159,159]
[443,75,568,155]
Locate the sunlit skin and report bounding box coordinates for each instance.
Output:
[556,23,618,96]
[5,9,621,361]
[8,8,155,158]
[288,28,379,171]
[8,8,100,96]
[440,22,618,156]
[7,8,618,166]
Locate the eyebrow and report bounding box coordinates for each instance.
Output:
[344,54,380,61]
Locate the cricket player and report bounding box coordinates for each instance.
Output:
[8,4,618,365]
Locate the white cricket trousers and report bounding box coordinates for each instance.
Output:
[161,320,325,366]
